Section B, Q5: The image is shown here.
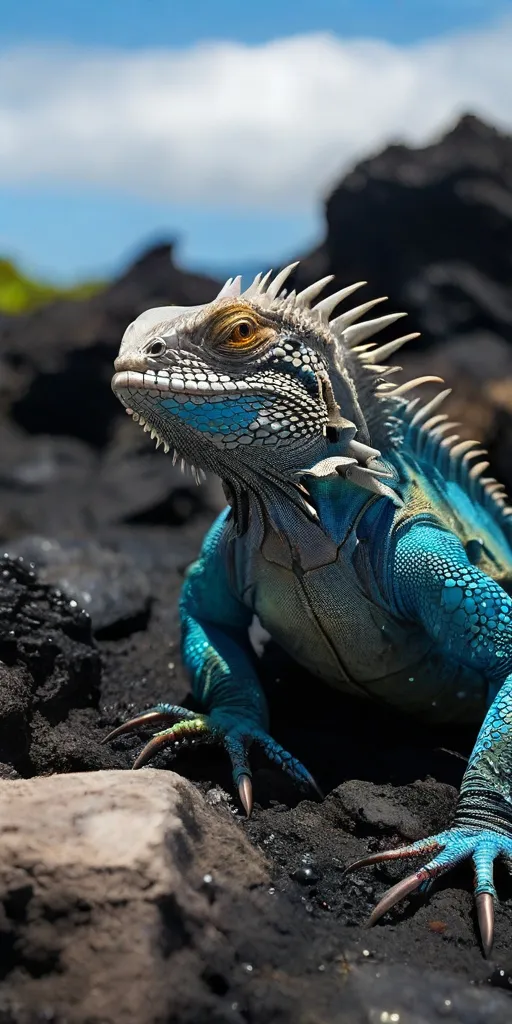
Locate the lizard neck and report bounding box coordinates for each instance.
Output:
[223,437,388,572]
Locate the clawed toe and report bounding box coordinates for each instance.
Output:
[344,836,444,876]
[238,774,253,816]
[102,704,197,744]
[344,825,511,957]
[367,869,429,925]
[131,717,211,768]
[104,705,319,818]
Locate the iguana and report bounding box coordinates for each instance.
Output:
[108,264,512,956]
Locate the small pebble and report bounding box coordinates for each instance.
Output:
[291,866,318,884]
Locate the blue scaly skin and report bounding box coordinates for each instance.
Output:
[108,265,512,955]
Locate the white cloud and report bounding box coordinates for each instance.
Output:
[0,20,511,209]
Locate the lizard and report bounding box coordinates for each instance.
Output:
[108,263,512,956]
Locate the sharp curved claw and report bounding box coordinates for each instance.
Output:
[307,774,324,800]
[367,869,429,926]
[476,892,494,958]
[103,707,194,744]
[132,718,211,769]
[132,732,174,769]
[102,711,171,744]
[344,839,442,877]
[238,775,253,817]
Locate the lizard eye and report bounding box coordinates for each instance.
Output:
[228,320,256,346]
[148,338,166,356]
[209,306,275,354]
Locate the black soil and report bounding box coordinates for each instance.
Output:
[3,527,512,1020]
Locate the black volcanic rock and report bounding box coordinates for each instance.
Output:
[0,241,220,446]
[0,554,101,773]
[295,115,512,348]
[0,243,224,533]
[290,114,512,494]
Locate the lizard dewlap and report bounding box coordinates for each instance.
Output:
[109,264,512,958]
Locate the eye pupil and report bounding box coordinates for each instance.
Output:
[149,339,165,355]
[237,322,251,338]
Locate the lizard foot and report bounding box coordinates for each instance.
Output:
[103,703,320,815]
[344,826,512,957]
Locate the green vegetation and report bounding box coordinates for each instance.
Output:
[0,258,105,314]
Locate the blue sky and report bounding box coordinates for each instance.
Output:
[1,0,506,50]
[0,0,511,283]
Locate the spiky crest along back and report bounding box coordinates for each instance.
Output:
[227,263,512,539]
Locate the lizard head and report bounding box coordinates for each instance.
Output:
[112,264,425,517]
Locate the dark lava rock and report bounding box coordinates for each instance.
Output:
[290,114,512,496]
[0,244,224,537]
[0,553,101,773]
[5,535,152,637]
[0,422,224,538]
[0,242,220,449]
[294,115,512,349]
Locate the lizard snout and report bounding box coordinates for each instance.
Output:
[113,352,148,373]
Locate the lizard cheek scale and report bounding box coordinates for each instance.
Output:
[109,264,512,958]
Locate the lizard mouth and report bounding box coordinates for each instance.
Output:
[111,368,247,399]
[111,369,213,480]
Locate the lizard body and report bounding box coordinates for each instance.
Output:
[109,265,512,955]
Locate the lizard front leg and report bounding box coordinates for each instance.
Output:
[105,511,317,813]
[345,523,512,956]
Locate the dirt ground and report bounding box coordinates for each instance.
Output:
[2,511,512,1022]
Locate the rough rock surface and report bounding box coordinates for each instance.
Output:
[5,536,153,636]
[0,554,100,777]
[0,770,268,1024]
[2,770,512,1024]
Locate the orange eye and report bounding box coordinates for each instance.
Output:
[228,320,255,346]
[208,304,275,353]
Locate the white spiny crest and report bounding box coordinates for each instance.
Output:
[409,390,452,427]
[382,375,444,398]
[215,275,242,299]
[462,449,487,466]
[295,276,335,306]
[449,439,480,458]
[265,262,300,301]
[214,264,420,369]
[364,333,421,364]
[402,380,512,526]
[314,283,371,322]
[344,314,408,349]
[330,296,387,332]
[469,460,490,480]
